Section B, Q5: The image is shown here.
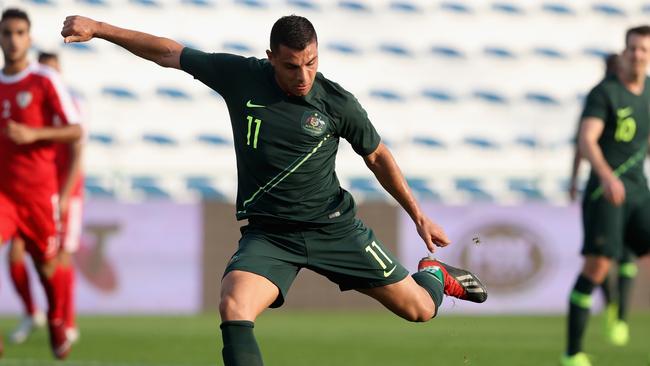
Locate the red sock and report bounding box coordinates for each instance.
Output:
[40,265,66,325]
[9,260,36,316]
[63,266,76,329]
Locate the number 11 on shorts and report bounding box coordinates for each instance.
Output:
[365,241,393,269]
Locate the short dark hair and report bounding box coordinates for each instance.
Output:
[604,53,619,76]
[1,8,30,28]
[625,25,650,46]
[38,51,58,63]
[270,15,317,52]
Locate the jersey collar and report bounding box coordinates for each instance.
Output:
[0,62,37,84]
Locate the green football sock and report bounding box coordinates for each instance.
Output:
[617,262,637,322]
[220,321,264,366]
[567,275,595,356]
[413,269,444,316]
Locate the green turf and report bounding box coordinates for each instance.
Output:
[1,311,649,365]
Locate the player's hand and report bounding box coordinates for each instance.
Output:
[415,216,450,253]
[61,15,99,43]
[602,175,625,206]
[7,120,39,144]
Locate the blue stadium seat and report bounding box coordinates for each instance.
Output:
[156,87,191,100]
[592,3,625,17]
[455,178,493,201]
[525,92,560,105]
[430,45,465,59]
[514,136,539,149]
[541,3,575,15]
[143,133,177,145]
[533,47,566,59]
[421,88,456,102]
[349,177,384,199]
[84,176,115,198]
[89,133,116,145]
[473,90,508,104]
[181,0,214,6]
[62,42,96,52]
[77,0,108,5]
[131,176,170,199]
[440,1,472,14]
[22,0,55,5]
[130,0,161,6]
[235,0,267,8]
[389,1,421,13]
[412,136,446,148]
[370,89,403,102]
[508,178,545,200]
[379,43,412,57]
[491,3,524,15]
[583,47,611,59]
[407,178,440,201]
[484,46,516,59]
[327,42,361,55]
[223,42,254,53]
[102,87,138,100]
[287,0,320,10]
[338,0,371,12]
[186,176,226,200]
[197,134,230,146]
[464,137,499,149]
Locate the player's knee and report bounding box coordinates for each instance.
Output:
[219,295,253,321]
[403,303,435,323]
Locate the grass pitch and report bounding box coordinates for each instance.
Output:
[1,311,648,365]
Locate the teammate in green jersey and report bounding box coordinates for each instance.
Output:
[562,26,650,366]
[61,14,487,365]
[568,53,638,348]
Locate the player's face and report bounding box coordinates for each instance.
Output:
[623,34,650,76]
[0,18,31,64]
[267,41,318,97]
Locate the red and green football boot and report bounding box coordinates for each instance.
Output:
[418,256,488,303]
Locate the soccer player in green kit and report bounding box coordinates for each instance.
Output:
[562,25,650,366]
[61,14,487,365]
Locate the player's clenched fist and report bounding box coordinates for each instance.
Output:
[61,16,99,43]
[7,120,39,145]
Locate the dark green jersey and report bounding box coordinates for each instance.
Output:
[180,48,380,223]
[582,75,650,192]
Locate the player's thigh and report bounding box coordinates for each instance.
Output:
[0,190,19,245]
[19,194,60,265]
[625,192,650,257]
[305,219,409,291]
[581,196,624,258]
[220,270,281,321]
[223,226,304,310]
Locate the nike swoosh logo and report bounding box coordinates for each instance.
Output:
[246,100,265,108]
[383,266,397,278]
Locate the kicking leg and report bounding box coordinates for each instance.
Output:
[219,270,280,366]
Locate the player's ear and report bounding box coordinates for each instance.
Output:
[266,49,273,62]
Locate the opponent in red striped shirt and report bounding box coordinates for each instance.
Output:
[0,9,81,359]
[7,52,84,348]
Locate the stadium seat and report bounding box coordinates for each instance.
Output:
[131,176,171,199]
[223,41,255,53]
[483,46,516,59]
[196,133,231,146]
[338,0,371,12]
[379,43,412,57]
[541,3,575,15]
[142,133,178,145]
[508,178,545,200]
[369,89,404,102]
[439,1,472,14]
[592,3,626,16]
[235,0,268,8]
[327,42,362,55]
[421,88,457,102]
[389,1,421,13]
[455,178,494,201]
[430,45,465,59]
[532,47,566,59]
[525,92,560,105]
[89,133,116,145]
[156,87,192,100]
[473,90,508,104]
[62,42,96,52]
[181,0,214,7]
[406,177,440,200]
[186,176,227,200]
[491,3,524,15]
[102,86,138,100]
[348,177,385,200]
[463,137,499,150]
[412,136,446,149]
[84,176,115,199]
[130,0,161,7]
[287,0,321,10]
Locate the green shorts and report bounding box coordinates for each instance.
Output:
[224,217,409,308]
[582,186,650,259]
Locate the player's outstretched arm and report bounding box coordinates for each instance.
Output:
[61,16,183,69]
[6,120,81,144]
[363,143,450,252]
[579,116,625,205]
